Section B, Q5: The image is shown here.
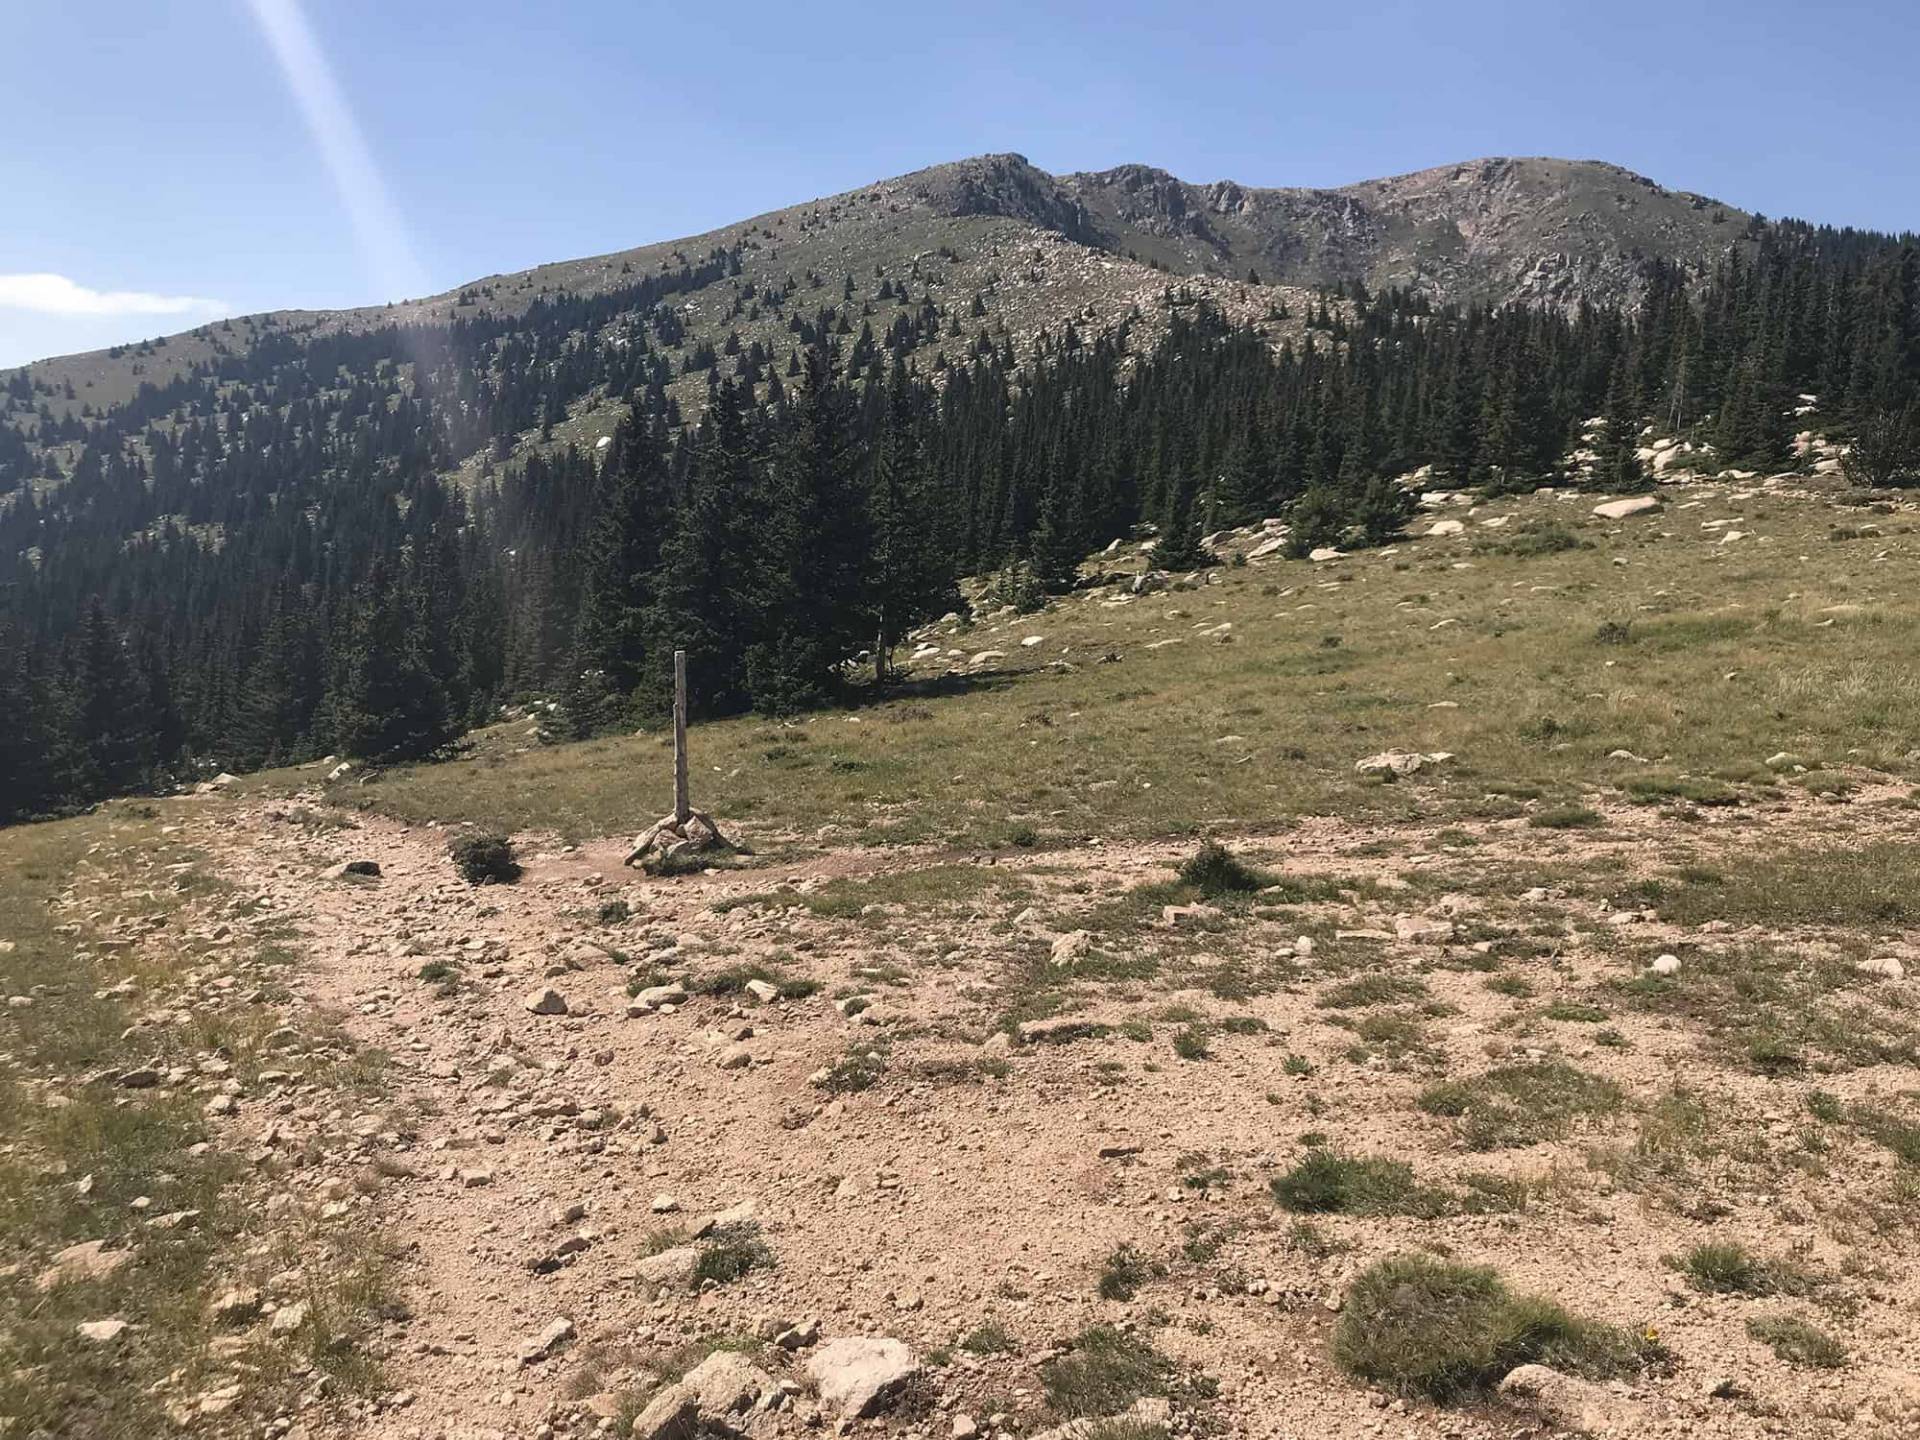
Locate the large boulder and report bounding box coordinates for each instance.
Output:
[806,1336,919,1417]
[1591,495,1660,520]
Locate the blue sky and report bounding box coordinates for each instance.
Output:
[3,0,1915,367]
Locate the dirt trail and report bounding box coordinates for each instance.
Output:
[184,789,1920,1440]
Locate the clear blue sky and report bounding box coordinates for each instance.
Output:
[3,0,1916,367]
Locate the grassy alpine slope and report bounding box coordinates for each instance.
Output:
[341,476,1920,851]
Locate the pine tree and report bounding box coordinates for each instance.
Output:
[563,407,669,734]
[646,380,764,716]
[866,359,956,682]
[69,599,153,799]
[1284,484,1347,557]
[1592,359,1649,492]
[330,570,457,763]
[234,601,317,768]
[1151,471,1209,572]
[0,620,54,823]
[741,347,868,712]
[1212,427,1272,526]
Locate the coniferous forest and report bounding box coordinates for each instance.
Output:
[1,222,1915,824]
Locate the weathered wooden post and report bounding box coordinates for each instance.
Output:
[672,648,690,825]
[625,648,730,870]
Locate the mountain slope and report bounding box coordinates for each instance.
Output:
[7,152,1753,435]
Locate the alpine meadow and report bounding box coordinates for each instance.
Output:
[5,6,1920,1439]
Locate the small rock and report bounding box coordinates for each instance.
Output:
[1649,953,1682,976]
[635,1246,701,1290]
[628,1384,699,1440]
[1857,956,1905,981]
[1355,749,1453,778]
[1049,930,1093,967]
[77,1318,130,1344]
[775,1318,821,1349]
[683,1349,776,1414]
[523,986,568,1016]
[36,1240,133,1291]
[209,1286,263,1326]
[632,982,688,1011]
[519,1316,575,1364]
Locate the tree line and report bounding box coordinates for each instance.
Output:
[0,218,1913,823]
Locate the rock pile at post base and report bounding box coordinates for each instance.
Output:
[625,810,730,869]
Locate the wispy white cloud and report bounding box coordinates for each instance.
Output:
[0,272,227,318]
[243,0,430,302]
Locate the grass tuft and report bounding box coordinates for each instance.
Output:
[1040,1326,1176,1420]
[1418,1061,1623,1150]
[1271,1151,1449,1218]
[1745,1314,1846,1368]
[449,831,521,884]
[1177,840,1273,897]
[1333,1254,1663,1402]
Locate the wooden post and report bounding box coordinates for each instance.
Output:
[672,649,690,825]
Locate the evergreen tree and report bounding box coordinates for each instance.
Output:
[1592,359,1650,492]
[1151,471,1209,572]
[69,599,153,799]
[866,359,957,681]
[646,380,764,716]
[330,570,458,763]
[741,347,868,712]
[562,407,669,734]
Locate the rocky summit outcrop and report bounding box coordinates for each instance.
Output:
[1058,153,1748,308]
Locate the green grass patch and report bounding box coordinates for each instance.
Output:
[1745,1314,1846,1368]
[1177,840,1274,897]
[1040,1326,1177,1420]
[691,962,819,1000]
[1529,804,1606,830]
[694,1222,773,1284]
[1333,1254,1664,1402]
[1669,1242,1814,1298]
[1613,944,1916,1073]
[1418,1061,1623,1150]
[1096,1243,1161,1301]
[1317,974,1429,1010]
[1270,1151,1450,1218]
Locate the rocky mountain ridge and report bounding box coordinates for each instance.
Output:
[6,152,1755,425]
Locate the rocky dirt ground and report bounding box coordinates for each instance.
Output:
[150,765,1920,1440]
